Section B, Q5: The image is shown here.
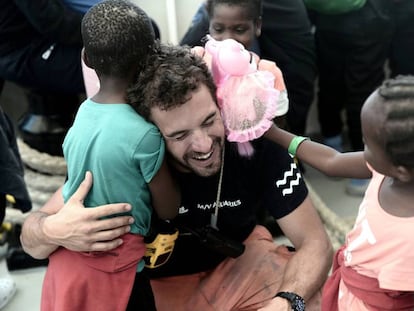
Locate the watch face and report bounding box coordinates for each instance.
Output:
[292,297,306,311]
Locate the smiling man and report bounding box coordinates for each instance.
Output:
[150,84,224,177]
[21,44,332,311]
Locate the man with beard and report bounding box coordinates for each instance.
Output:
[20,44,332,311]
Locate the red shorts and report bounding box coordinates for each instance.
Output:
[41,233,145,311]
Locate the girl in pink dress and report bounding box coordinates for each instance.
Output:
[264,75,414,310]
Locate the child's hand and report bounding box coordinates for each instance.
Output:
[191,46,212,69]
[190,46,205,58]
[258,59,286,91]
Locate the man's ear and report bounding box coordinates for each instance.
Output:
[81,48,92,69]
[395,165,413,182]
[255,17,262,37]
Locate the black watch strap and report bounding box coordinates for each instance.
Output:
[275,291,306,311]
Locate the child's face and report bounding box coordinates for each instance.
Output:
[209,4,261,50]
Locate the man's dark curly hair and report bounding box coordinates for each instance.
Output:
[127,43,217,120]
[81,0,155,78]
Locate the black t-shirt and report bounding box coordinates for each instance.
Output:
[147,138,308,278]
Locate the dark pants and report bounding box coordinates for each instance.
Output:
[313,0,414,151]
[259,0,317,136]
[0,38,84,94]
[126,272,157,311]
[0,104,31,213]
[387,1,414,77]
[0,38,85,155]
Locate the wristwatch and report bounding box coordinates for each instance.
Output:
[275,292,306,311]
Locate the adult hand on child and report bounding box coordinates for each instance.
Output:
[44,172,134,253]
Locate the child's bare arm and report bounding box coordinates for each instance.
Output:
[265,125,371,178]
[148,158,180,220]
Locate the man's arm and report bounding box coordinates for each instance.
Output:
[20,172,134,259]
[259,195,333,310]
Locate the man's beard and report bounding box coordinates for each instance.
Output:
[168,138,223,177]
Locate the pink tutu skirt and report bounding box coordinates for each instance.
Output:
[203,37,287,157]
[217,70,279,144]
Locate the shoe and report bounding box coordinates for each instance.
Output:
[18,113,68,156]
[346,178,369,197]
[323,134,343,152]
[0,278,16,309]
[17,90,79,156]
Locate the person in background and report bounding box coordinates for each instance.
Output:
[0,0,85,155]
[0,0,160,156]
[306,0,414,196]
[266,75,414,310]
[0,0,85,94]
[40,1,179,310]
[0,103,32,309]
[62,0,101,13]
[203,0,289,129]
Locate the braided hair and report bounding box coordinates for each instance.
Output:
[81,0,155,79]
[378,75,414,168]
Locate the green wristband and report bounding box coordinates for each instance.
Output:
[288,136,309,157]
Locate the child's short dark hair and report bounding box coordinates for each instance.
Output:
[378,75,414,167]
[81,0,155,78]
[127,43,217,120]
[206,0,262,21]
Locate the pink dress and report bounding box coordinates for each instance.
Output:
[323,167,414,310]
[204,37,287,156]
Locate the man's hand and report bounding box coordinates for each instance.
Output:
[21,172,135,258]
[43,171,134,252]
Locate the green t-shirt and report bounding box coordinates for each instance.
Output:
[63,99,165,236]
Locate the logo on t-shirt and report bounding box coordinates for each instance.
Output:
[197,200,242,211]
[178,200,242,214]
[179,206,189,214]
[275,163,301,196]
